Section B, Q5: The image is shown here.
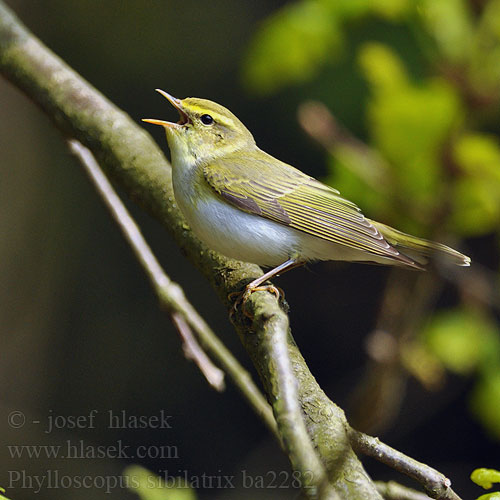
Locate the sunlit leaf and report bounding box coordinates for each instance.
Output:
[359,44,463,210]
[454,134,500,183]
[124,466,196,500]
[471,373,500,440]
[467,0,500,95]
[371,0,411,18]
[0,487,11,500]
[358,42,408,93]
[450,134,500,236]
[366,76,462,208]
[449,177,500,236]
[476,493,500,500]
[422,309,500,375]
[242,1,342,94]
[418,0,474,63]
[471,468,500,490]
[323,0,410,20]
[322,0,373,18]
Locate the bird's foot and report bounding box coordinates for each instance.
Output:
[229,284,285,319]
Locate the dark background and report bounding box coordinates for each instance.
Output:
[0,1,498,499]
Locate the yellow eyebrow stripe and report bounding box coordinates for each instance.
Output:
[184,104,236,128]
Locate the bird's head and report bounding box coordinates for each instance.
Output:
[143,90,255,164]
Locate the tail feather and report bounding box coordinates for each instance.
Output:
[369,219,471,268]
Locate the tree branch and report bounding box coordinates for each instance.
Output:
[171,311,225,391]
[246,295,338,499]
[349,429,461,500]
[375,481,433,500]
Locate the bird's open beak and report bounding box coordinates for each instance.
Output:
[142,89,190,128]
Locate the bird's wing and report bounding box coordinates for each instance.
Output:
[203,149,402,259]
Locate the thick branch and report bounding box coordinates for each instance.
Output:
[246,295,338,499]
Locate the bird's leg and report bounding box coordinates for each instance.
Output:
[230,258,304,315]
[246,258,303,290]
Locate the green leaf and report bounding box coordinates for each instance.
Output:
[358,42,408,94]
[471,373,500,440]
[449,177,500,236]
[418,0,474,63]
[366,76,462,208]
[450,134,500,236]
[323,0,410,20]
[242,0,413,94]
[466,0,500,94]
[359,44,463,210]
[0,487,11,500]
[322,0,373,18]
[423,309,500,375]
[124,466,197,500]
[472,468,500,490]
[454,134,500,183]
[477,493,500,500]
[242,0,342,94]
[371,0,411,18]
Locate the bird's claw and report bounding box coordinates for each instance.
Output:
[228,284,285,319]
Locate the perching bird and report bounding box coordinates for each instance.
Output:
[143,90,470,295]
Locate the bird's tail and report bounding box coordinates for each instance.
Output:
[368,219,471,268]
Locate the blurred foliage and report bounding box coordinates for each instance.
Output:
[423,308,500,375]
[472,468,500,500]
[124,466,197,500]
[422,308,500,438]
[471,370,500,439]
[243,0,500,440]
[242,0,410,94]
[452,133,500,235]
[243,0,500,234]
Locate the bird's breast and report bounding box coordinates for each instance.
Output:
[171,160,296,266]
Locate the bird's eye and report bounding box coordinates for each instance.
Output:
[200,114,214,125]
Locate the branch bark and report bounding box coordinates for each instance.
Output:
[375,481,433,500]
[350,430,461,500]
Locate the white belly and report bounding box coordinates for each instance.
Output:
[181,191,298,266]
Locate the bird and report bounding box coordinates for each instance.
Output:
[143,90,470,299]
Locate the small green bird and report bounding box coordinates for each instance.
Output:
[143,90,470,294]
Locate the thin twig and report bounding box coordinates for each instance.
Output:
[375,481,433,500]
[171,312,224,391]
[67,139,276,431]
[349,429,462,500]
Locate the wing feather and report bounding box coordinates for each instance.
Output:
[203,149,399,259]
